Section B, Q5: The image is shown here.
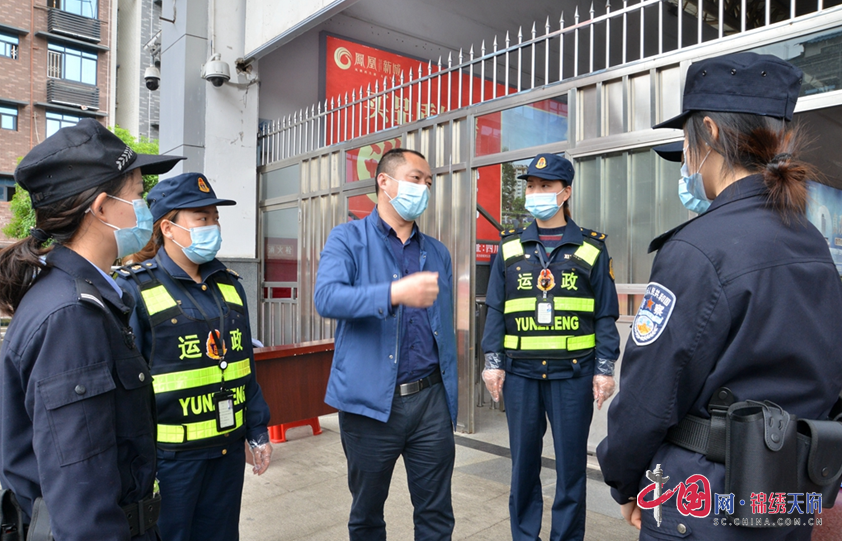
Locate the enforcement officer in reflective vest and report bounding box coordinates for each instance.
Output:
[115,173,272,541]
[0,119,184,540]
[597,52,842,540]
[482,153,621,541]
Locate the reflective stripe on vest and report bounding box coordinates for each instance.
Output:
[152,358,252,394]
[504,297,595,314]
[141,284,178,316]
[573,242,600,266]
[503,333,596,351]
[157,409,244,444]
[502,238,524,262]
[217,283,243,306]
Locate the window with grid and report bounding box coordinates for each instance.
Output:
[0,107,17,131]
[46,111,80,137]
[48,0,97,19]
[47,43,97,85]
[0,33,18,60]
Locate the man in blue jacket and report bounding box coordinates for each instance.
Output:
[314,148,458,541]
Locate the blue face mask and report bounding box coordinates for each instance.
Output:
[679,148,712,214]
[385,175,429,221]
[170,223,222,264]
[92,196,154,258]
[525,190,563,221]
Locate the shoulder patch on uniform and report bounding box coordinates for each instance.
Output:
[226,268,241,279]
[580,227,607,242]
[118,260,156,276]
[632,282,676,347]
[500,227,522,239]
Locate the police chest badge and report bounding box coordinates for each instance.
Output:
[632,282,676,346]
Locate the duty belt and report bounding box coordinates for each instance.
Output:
[123,492,161,537]
[665,387,734,463]
[396,371,442,397]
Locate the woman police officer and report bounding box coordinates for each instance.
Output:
[115,173,272,541]
[0,119,183,540]
[597,52,842,540]
[482,153,621,541]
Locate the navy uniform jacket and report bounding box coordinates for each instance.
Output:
[597,175,842,539]
[482,218,621,379]
[115,249,270,459]
[0,245,158,541]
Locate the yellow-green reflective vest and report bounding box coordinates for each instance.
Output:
[500,233,602,360]
[124,265,252,451]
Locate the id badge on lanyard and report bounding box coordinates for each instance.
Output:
[536,251,556,326]
[213,389,236,431]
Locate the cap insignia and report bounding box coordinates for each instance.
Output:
[536,157,547,169]
[198,177,210,193]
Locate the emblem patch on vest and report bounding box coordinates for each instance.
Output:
[632,282,676,346]
[206,330,228,359]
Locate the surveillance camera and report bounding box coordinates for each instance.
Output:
[201,53,230,87]
[144,66,160,91]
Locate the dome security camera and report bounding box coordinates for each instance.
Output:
[144,66,160,91]
[201,53,230,87]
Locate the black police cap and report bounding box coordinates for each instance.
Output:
[147,172,236,223]
[654,52,803,130]
[14,119,185,208]
[653,141,684,162]
[517,153,575,184]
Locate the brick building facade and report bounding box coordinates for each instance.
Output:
[0,0,114,202]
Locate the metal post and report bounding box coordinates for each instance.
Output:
[530,21,536,89]
[589,3,595,73]
[517,26,523,92]
[469,46,474,106]
[504,32,510,95]
[436,58,442,114]
[605,1,611,69]
[560,13,565,82]
[544,17,550,85]
[408,69,414,123]
[574,7,580,77]
[480,41,486,103]
[458,48,463,109]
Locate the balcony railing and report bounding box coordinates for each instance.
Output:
[46,79,99,110]
[48,8,101,43]
[258,0,839,166]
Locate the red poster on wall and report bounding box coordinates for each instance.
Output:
[325,35,506,262]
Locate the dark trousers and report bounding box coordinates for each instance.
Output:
[339,382,455,541]
[504,372,594,541]
[156,443,246,541]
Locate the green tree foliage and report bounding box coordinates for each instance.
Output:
[3,126,160,239]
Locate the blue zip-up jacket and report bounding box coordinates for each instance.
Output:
[314,207,458,425]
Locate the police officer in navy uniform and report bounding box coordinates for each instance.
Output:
[597,52,842,540]
[0,119,184,540]
[482,154,621,541]
[115,173,272,541]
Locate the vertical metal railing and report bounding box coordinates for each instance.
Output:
[257,0,830,166]
[47,50,63,79]
[259,286,299,346]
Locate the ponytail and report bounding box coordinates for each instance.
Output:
[0,236,50,315]
[0,173,129,315]
[686,111,818,222]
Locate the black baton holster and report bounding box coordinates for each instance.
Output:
[667,388,842,527]
[724,400,798,525]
